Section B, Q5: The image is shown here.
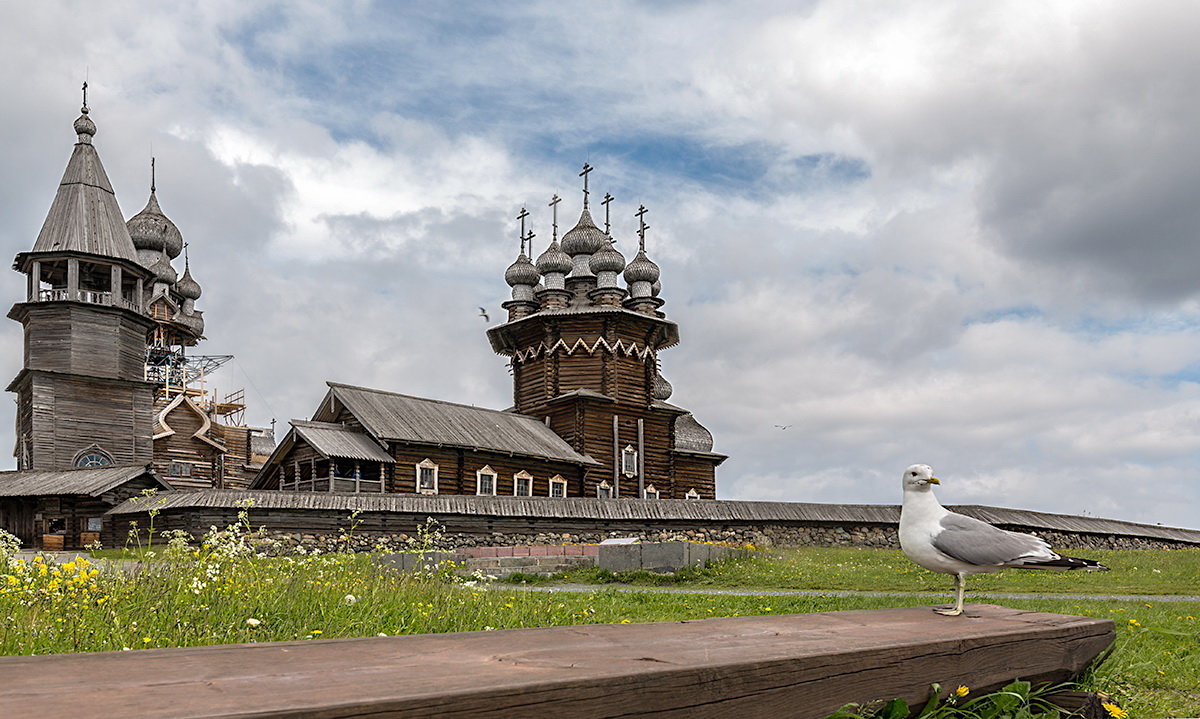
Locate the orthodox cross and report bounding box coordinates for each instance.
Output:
[601,193,614,235]
[635,205,649,251]
[549,194,561,240]
[81,81,89,112]
[516,207,529,254]
[579,163,593,208]
[182,241,190,269]
[151,156,157,193]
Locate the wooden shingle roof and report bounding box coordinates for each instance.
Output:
[0,464,168,497]
[325,383,597,466]
[28,125,141,265]
[103,490,1200,544]
[291,421,394,463]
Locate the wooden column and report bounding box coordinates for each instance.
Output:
[29,261,40,301]
[110,265,121,305]
[66,258,79,301]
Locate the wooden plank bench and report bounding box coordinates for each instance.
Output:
[0,604,1114,718]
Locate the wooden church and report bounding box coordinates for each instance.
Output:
[257,170,725,500]
[0,93,724,550]
[0,91,273,550]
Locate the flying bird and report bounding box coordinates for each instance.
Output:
[478,307,490,322]
[774,424,792,430]
[898,464,1108,616]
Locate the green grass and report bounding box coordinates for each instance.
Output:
[4,536,1199,716]
[554,546,1200,596]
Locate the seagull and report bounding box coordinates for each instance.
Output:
[478,307,490,322]
[899,464,1108,616]
[774,424,792,430]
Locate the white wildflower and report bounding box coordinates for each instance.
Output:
[342,594,357,606]
[246,618,262,628]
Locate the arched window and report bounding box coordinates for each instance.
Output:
[477,466,497,496]
[513,470,533,497]
[73,445,113,469]
[416,459,438,494]
[548,475,567,498]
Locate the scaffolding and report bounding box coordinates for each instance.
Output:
[145,345,245,423]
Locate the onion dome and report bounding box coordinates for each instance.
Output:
[674,413,714,453]
[73,109,96,141]
[652,373,673,401]
[560,208,607,256]
[176,262,202,300]
[623,249,660,285]
[536,240,572,275]
[589,240,626,274]
[148,251,177,284]
[127,191,184,258]
[505,253,540,287]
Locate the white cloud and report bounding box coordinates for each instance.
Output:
[1,1,1199,529]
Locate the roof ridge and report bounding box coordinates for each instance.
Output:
[326,382,543,422]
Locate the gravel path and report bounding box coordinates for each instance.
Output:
[493,583,1200,602]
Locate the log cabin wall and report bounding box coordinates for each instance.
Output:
[16,371,154,471]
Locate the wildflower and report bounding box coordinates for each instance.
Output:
[309,629,323,635]
[954,686,969,697]
[245,618,262,628]
[619,619,632,624]
[1101,701,1128,718]
[342,594,357,606]
[1128,619,1141,627]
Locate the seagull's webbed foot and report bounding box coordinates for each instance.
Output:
[932,574,967,616]
[933,606,963,616]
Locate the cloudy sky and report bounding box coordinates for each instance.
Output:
[2,1,1199,528]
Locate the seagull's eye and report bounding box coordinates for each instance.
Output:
[910,471,917,477]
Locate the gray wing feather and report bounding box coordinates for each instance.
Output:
[932,513,1054,566]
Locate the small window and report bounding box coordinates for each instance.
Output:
[169,462,193,477]
[621,445,638,477]
[514,471,532,497]
[643,484,660,500]
[477,466,497,496]
[549,475,566,498]
[75,450,112,468]
[597,480,612,499]
[685,488,701,500]
[416,459,438,494]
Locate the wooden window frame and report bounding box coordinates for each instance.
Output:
[416,459,439,495]
[168,462,193,477]
[685,488,701,500]
[643,484,660,500]
[513,471,533,497]
[476,466,497,496]
[548,475,566,498]
[597,479,613,499]
[621,445,638,477]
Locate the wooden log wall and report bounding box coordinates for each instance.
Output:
[21,372,153,471]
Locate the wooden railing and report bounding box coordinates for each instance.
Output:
[38,288,140,312]
[282,476,386,494]
[0,604,1113,718]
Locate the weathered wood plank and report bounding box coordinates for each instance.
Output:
[0,604,1113,719]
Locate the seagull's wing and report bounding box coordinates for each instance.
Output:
[932,513,1056,566]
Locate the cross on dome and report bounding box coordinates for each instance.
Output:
[579,163,593,209]
[602,193,614,235]
[549,194,561,240]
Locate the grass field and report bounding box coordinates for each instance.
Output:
[550,545,1200,596]
[2,529,1197,716]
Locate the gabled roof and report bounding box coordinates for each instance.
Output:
[0,464,170,497]
[291,420,394,463]
[29,122,141,265]
[322,382,597,466]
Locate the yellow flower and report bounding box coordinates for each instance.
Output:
[619,619,632,624]
[1128,619,1141,627]
[954,686,970,697]
[309,629,323,635]
[1101,701,1127,718]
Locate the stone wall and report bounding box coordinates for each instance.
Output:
[253,521,1193,555]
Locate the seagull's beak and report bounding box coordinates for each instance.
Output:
[928,477,940,485]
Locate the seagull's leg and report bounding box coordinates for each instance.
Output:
[934,574,965,616]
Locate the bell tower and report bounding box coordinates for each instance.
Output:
[488,166,724,499]
[7,87,157,471]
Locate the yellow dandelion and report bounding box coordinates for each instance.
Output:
[954,686,969,697]
[1101,701,1127,718]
